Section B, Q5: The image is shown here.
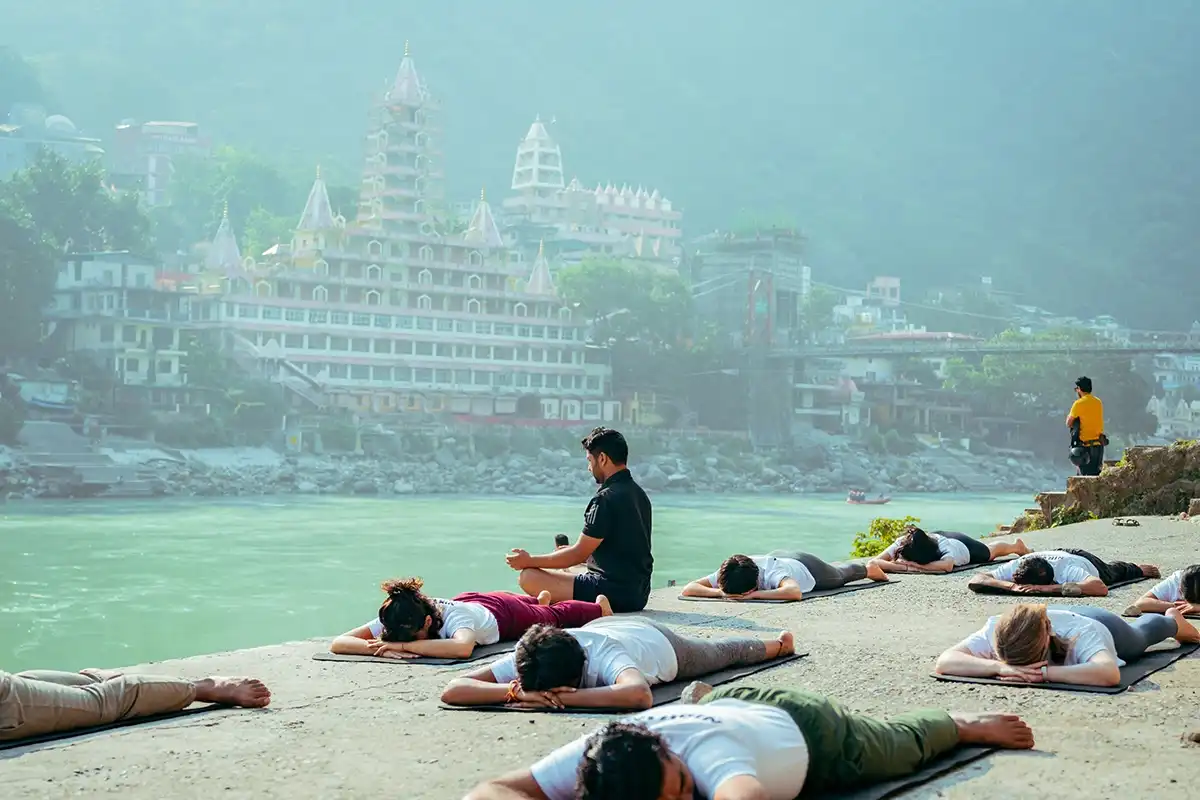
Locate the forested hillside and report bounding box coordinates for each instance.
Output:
[3,0,1198,328]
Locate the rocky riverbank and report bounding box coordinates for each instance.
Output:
[1,427,1065,500]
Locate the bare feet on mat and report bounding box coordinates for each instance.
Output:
[596,594,613,617]
[775,631,795,657]
[680,681,714,705]
[193,677,272,708]
[537,591,552,606]
[950,712,1035,750]
[865,562,889,582]
[1014,538,1031,556]
[1167,609,1200,643]
[1140,564,1161,578]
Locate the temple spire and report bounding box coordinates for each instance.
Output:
[206,201,242,272]
[525,239,556,296]
[463,186,504,249]
[297,167,335,231]
[389,41,426,105]
[511,114,565,192]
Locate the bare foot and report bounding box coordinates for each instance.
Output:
[1167,609,1200,643]
[193,677,272,708]
[950,712,1035,750]
[1014,538,1030,556]
[775,631,795,657]
[595,594,613,617]
[1141,565,1161,578]
[537,590,552,606]
[865,562,889,582]
[680,680,714,705]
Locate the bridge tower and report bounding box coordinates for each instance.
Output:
[744,266,792,450]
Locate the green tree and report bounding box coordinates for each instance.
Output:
[242,207,295,259]
[179,331,228,389]
[797,285,840,342]
[556,257,692,352]
[0,202,56,358]
[166,147,298,247]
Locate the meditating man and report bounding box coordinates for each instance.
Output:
[1129,565,1200,616]
[967,549,1159,596]
[330,577,610,660]
[441,616,793,711]
[681,550,888,601]
[505,428,653,613]
[868,526,1030,574]
[463,682,1034,799]
[934,603,1200,687]
[0,669,270,743]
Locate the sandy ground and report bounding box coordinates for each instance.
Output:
[3,516,1199,799]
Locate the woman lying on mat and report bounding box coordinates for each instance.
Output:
[463,682,1034,800]
[441,616,794,710]
[681,551,888,601]
[0,669,269,743]
[330,578,610,660]
[934,603,1200,687]
[867,526,1029,574]
[967,550,1160,596]
[1131,565,1200,615]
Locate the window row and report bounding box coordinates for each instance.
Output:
[227,305,582,340]
[306,364,603,392]
[248,331,584,365]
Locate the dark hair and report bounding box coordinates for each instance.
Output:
[581,427,629,466]
[377,577,443,642]
[514,624,586,690]
[716,554,760,594]
[895,526,941,564]
[577,721,669,800]
[1011,556,1055,586]
[1075,376,1092,393]
[1181,565,1200,603]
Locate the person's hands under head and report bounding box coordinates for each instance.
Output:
[1174,600,1200,615]
[1015,584,1054,594]
[506,548,533,570]
[512,686,576,709]
[997,661,1048,683]
[369,640,419,659]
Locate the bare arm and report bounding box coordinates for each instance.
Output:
[1046,652,1121,687]
[464,770,548,800]
[1133,593,1174,613]
[559,669,653,710]
[523,535,603,570]
[440,664,508,706]
[1077,576,1109,597]
[967,574,1060,594]
[397,629,477,659]
[746,578,803,601]
[681,577,724,598]
[715,775,770,800]
[934,645,1005,677]
[880,558,953,575]
[329,624,378,655]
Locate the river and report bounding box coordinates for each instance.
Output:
[0,493,1029,672]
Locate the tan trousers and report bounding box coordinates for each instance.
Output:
[0,669,196,742]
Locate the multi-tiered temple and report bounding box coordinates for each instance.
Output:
[194,46,615,421]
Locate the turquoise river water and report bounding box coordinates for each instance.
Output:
[0,493,1029,672]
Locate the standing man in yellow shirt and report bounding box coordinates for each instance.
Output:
[1067,376,1106,476]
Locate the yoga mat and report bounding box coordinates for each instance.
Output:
[822,746,997,800]
[967,575,1149,596]
[440,652,807,713]
[0,704,222,751]
[949,557,1016,574]
[931,642,1199,695]
[1123,610,1200,620]
[677,580,894,604]
[312,640,514,666]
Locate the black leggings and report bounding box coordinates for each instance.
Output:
[1061,548,1143,586]
[1053,606,1178,661]
[765,551,868,590]
[935,531,992,564]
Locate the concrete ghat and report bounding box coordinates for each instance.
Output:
[3,518,1198,799]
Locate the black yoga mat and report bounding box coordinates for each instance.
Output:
[820,746,997,800]
[0,704,222,751]
[967,575,1149,596]
[312,640,514,666]
[440,652,807,713]
[949,557,1016,574]
[677,580,894,604]
[931,643,1199,695]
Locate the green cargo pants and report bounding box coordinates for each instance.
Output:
[702,686,960,796]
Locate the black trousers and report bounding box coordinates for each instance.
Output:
[1062,548,1142,586]
[1078,444,1105,476]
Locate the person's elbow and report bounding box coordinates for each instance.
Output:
[329,636,361,655]
[440,680,472,705]
[680,581,706,597]
[1082,578,1109,597]
[933,649,960,675]
[1095,664,1122,686]
[966,575,987,592]
[627,683,654,709]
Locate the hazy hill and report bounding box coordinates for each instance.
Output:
[4,0,1198,328]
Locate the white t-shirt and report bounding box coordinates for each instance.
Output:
[1148,570,1185,602]
[530,699,809,800]
[364,597,500,645]
[705,556,816,593]
[489,616,679,687]
[882,533,971,566]
[989,551,1099,584]
[959,609,1123,666]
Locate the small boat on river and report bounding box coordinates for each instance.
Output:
[846,489,891,505]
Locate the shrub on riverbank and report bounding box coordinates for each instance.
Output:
[850,515,921,558]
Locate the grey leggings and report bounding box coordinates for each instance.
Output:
[766,550,868,590]
[646,621,769,679]
[1054,606,1179,661]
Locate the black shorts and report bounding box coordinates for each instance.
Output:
[573,572,648,613]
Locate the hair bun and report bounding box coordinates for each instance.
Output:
[381,577,424,596]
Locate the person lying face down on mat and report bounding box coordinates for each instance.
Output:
[967,549,1160,597]
[440,616,794,711]
[462,681,1034,800]
[0,669,270,744]
[934,602,1200,687]
[330,578,611,660]
[867,526,1030,575]
[681,550,888,601]
[1130,565,1200,616]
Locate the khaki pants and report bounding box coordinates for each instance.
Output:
[0,669,196,742]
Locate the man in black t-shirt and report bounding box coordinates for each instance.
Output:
[505,427,654,612]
